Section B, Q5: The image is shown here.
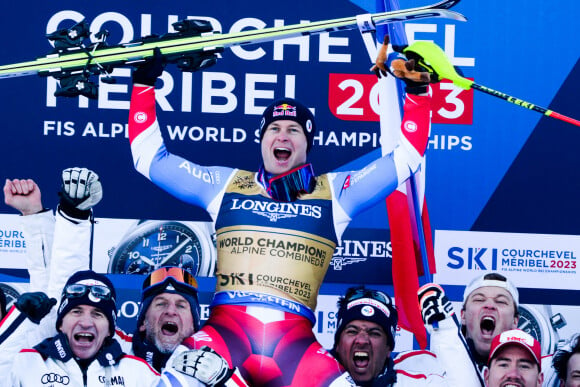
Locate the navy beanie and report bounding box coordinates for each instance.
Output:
[137,275,200,332]
[333,287,398,351]
[259,98,316,152]
[56,270,117,335]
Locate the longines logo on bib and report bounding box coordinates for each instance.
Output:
[230,198,322,220]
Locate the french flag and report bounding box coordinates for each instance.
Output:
[363,0,438,349]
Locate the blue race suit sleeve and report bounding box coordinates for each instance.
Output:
[330,93,431,220]
[129,85,235,218]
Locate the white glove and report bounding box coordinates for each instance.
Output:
[60,167,103,211]
[172,346,233,386]
[418,283,454,326]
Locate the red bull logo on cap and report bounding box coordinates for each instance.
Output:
[272,103,297,118]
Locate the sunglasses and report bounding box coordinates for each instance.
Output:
[142,266,199,296]
[64,283,113,301]
[345,287,393,307]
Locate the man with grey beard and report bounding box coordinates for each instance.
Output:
[131,266,201,372]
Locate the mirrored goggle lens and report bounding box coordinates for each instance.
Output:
[348,288,391,306]
[64,284,112,301]
[142,267,198,291]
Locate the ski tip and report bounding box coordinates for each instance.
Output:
[438,9,467,22]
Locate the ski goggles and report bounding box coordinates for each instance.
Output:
[64,283,114,302]
[142,267,199,297]
[345,287,393,308]
[264,163,316,202]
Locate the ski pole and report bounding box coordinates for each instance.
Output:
[469,83,580,126]
[404,41,580,127]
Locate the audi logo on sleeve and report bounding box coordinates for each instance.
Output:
[41,373,70,385]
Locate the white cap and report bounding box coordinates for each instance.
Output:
[463,272,519,308]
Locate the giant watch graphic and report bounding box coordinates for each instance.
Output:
[108,220,216,277]
[518,304,566,355]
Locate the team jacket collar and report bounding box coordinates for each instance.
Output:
[34,332,125,367]
[131,330,171,372]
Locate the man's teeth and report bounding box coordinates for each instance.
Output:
[274,148,291,160]
[75,333,94,341]
[353,351,369,367]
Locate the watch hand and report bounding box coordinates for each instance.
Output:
[157,238,191,267]
[139,255,156,266]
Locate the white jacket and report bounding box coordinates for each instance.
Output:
[10,332,160,386]
[424,315,484,387]
[0,210,220,387]
[426,312,562,387]
[0,210,100,383]
[0,210,58,380]
[392,350,449,386]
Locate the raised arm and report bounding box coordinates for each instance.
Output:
[127,49,234,218]
[3,178,53,293]
[3,179,43,216]
[331,44,436,231]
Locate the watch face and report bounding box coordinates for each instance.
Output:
[518,306,542,343]
[0,283,21,311]
[108,221,207,275]
[517,304,552,355]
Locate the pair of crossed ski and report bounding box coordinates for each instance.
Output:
[0,0,577,126]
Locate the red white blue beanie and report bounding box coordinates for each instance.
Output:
[333,287,398,351]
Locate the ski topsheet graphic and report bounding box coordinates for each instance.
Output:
[0,0,465,97]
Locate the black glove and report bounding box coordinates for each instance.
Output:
[172,346,234,386]
[379,44,439,95]
[58,167,103,220]
[132,47,165,86]
[402,51,440,95]
[417,283,454,326]
[399,43,443,95]
[15,292,57,324]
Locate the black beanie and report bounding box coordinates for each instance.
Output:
[333,286,398,351]
[259,98,316,152]
[56,270,117,335]
[136,268,201,332]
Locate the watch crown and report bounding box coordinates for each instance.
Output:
[550,313,567,330]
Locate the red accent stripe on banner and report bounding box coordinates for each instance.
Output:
[386,190,427,349]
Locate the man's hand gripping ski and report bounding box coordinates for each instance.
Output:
[371,35,439,181]
[371,35,439,91]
